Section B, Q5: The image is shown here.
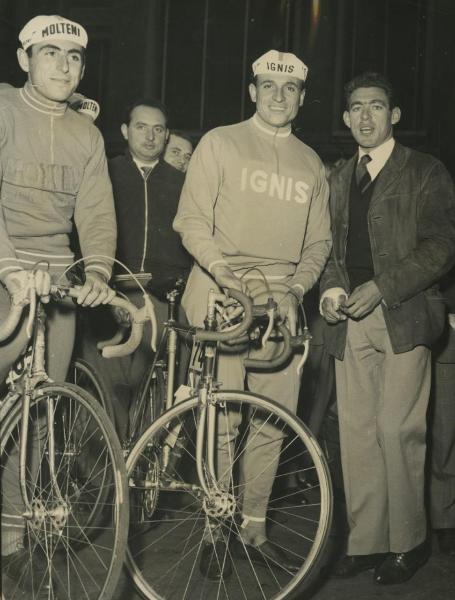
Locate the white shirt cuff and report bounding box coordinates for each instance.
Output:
[319,287,348,315]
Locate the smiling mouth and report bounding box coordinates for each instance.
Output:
[360,126,374,134]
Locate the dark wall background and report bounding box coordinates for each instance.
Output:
[1,0,454,175]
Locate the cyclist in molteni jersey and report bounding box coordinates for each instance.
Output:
[0,14,116,592]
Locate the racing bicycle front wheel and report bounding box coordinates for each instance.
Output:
[1,383,128,600]
[125,391,332,600]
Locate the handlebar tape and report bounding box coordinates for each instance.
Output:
[244,323,292,370]
[61,288,144,359]
[96,327,128,351]
[98,297,144,358]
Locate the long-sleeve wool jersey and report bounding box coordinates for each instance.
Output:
[173,114,331,295]
[0,82,116,282]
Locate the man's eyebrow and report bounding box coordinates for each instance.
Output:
[351,99,387,107]
[38,44,83,56]
[134,121,164,127]
[259,79,299,87]
[38,44,61,52]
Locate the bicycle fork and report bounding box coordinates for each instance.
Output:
[19,305,67,528]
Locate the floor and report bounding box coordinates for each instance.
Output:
[112,529,454,600]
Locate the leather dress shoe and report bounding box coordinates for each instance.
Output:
[436,528,455,555]
[374,541,430,585]
[331,553,387,578]
[199,540,232,580]
[232,538,301,574]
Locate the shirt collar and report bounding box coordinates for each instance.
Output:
[358,137,395,181]
[132,157,159,174]
[20,81,68,117]
[252,113,292,138]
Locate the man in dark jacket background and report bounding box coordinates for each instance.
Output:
[320,72,455,585]
[82,98,191,442]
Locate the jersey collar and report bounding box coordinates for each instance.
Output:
[20,81,67,117]
[252,113,292,138]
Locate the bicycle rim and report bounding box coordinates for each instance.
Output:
[69,358,113,419]
[125,391,332,600]
[130,366,166,442]
[1,383,128,600]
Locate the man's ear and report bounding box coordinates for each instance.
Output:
[120,123,128,141]
[17,48,30,73]
[249,82,257,103]
[80,64,85,81]
[391,106,401,125]
[343,110,351,129]
[299,88,306,107]
[165,128,170,142]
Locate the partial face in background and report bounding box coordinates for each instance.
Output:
[164,134,193,172]
[121,105,169,163]
[249,74,305,128]
[343,86,401,150]
[17,41,85,102]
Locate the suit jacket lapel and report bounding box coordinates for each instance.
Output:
[336,154,356,215]
[369,143,407,208]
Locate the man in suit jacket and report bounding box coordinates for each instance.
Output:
[320,71,455,585]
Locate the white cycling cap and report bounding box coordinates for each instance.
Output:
[19,15,88,50]
[252,49,308,82]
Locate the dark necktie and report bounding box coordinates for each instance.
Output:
[356,154,372,193]
[141,166,152,178]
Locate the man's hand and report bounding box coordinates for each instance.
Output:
[77,272,116,307]
[211,264,246,293]
[211,264,251,321]
[341,280,382,319]
[278,293,299,335]
[4,269,51,304]
[321,294,347,324]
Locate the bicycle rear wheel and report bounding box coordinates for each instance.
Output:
[125,391,332,600]
[1,383,128,600]
[128,366,166,531]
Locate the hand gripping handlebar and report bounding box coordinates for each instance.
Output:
[192,288,301,372]
[56,286,148,359]
[0,283,147,359]
[193,288,254,343]
[54,287,150,359]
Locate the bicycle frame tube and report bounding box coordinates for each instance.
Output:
[19,303,64,515]
[165,328,177,411]
[19,304,46,516]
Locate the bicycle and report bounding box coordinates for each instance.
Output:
[124,287,333,600]
[0,278,147,600]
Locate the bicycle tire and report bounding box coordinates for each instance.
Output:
[129,365,166,442]
[128,366,166,531]
[69,358,114,421]
[1,382,129,600]
[125,391,333,600]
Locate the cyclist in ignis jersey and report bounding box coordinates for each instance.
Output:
[174,49,332,578]
[0,15,116,593]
